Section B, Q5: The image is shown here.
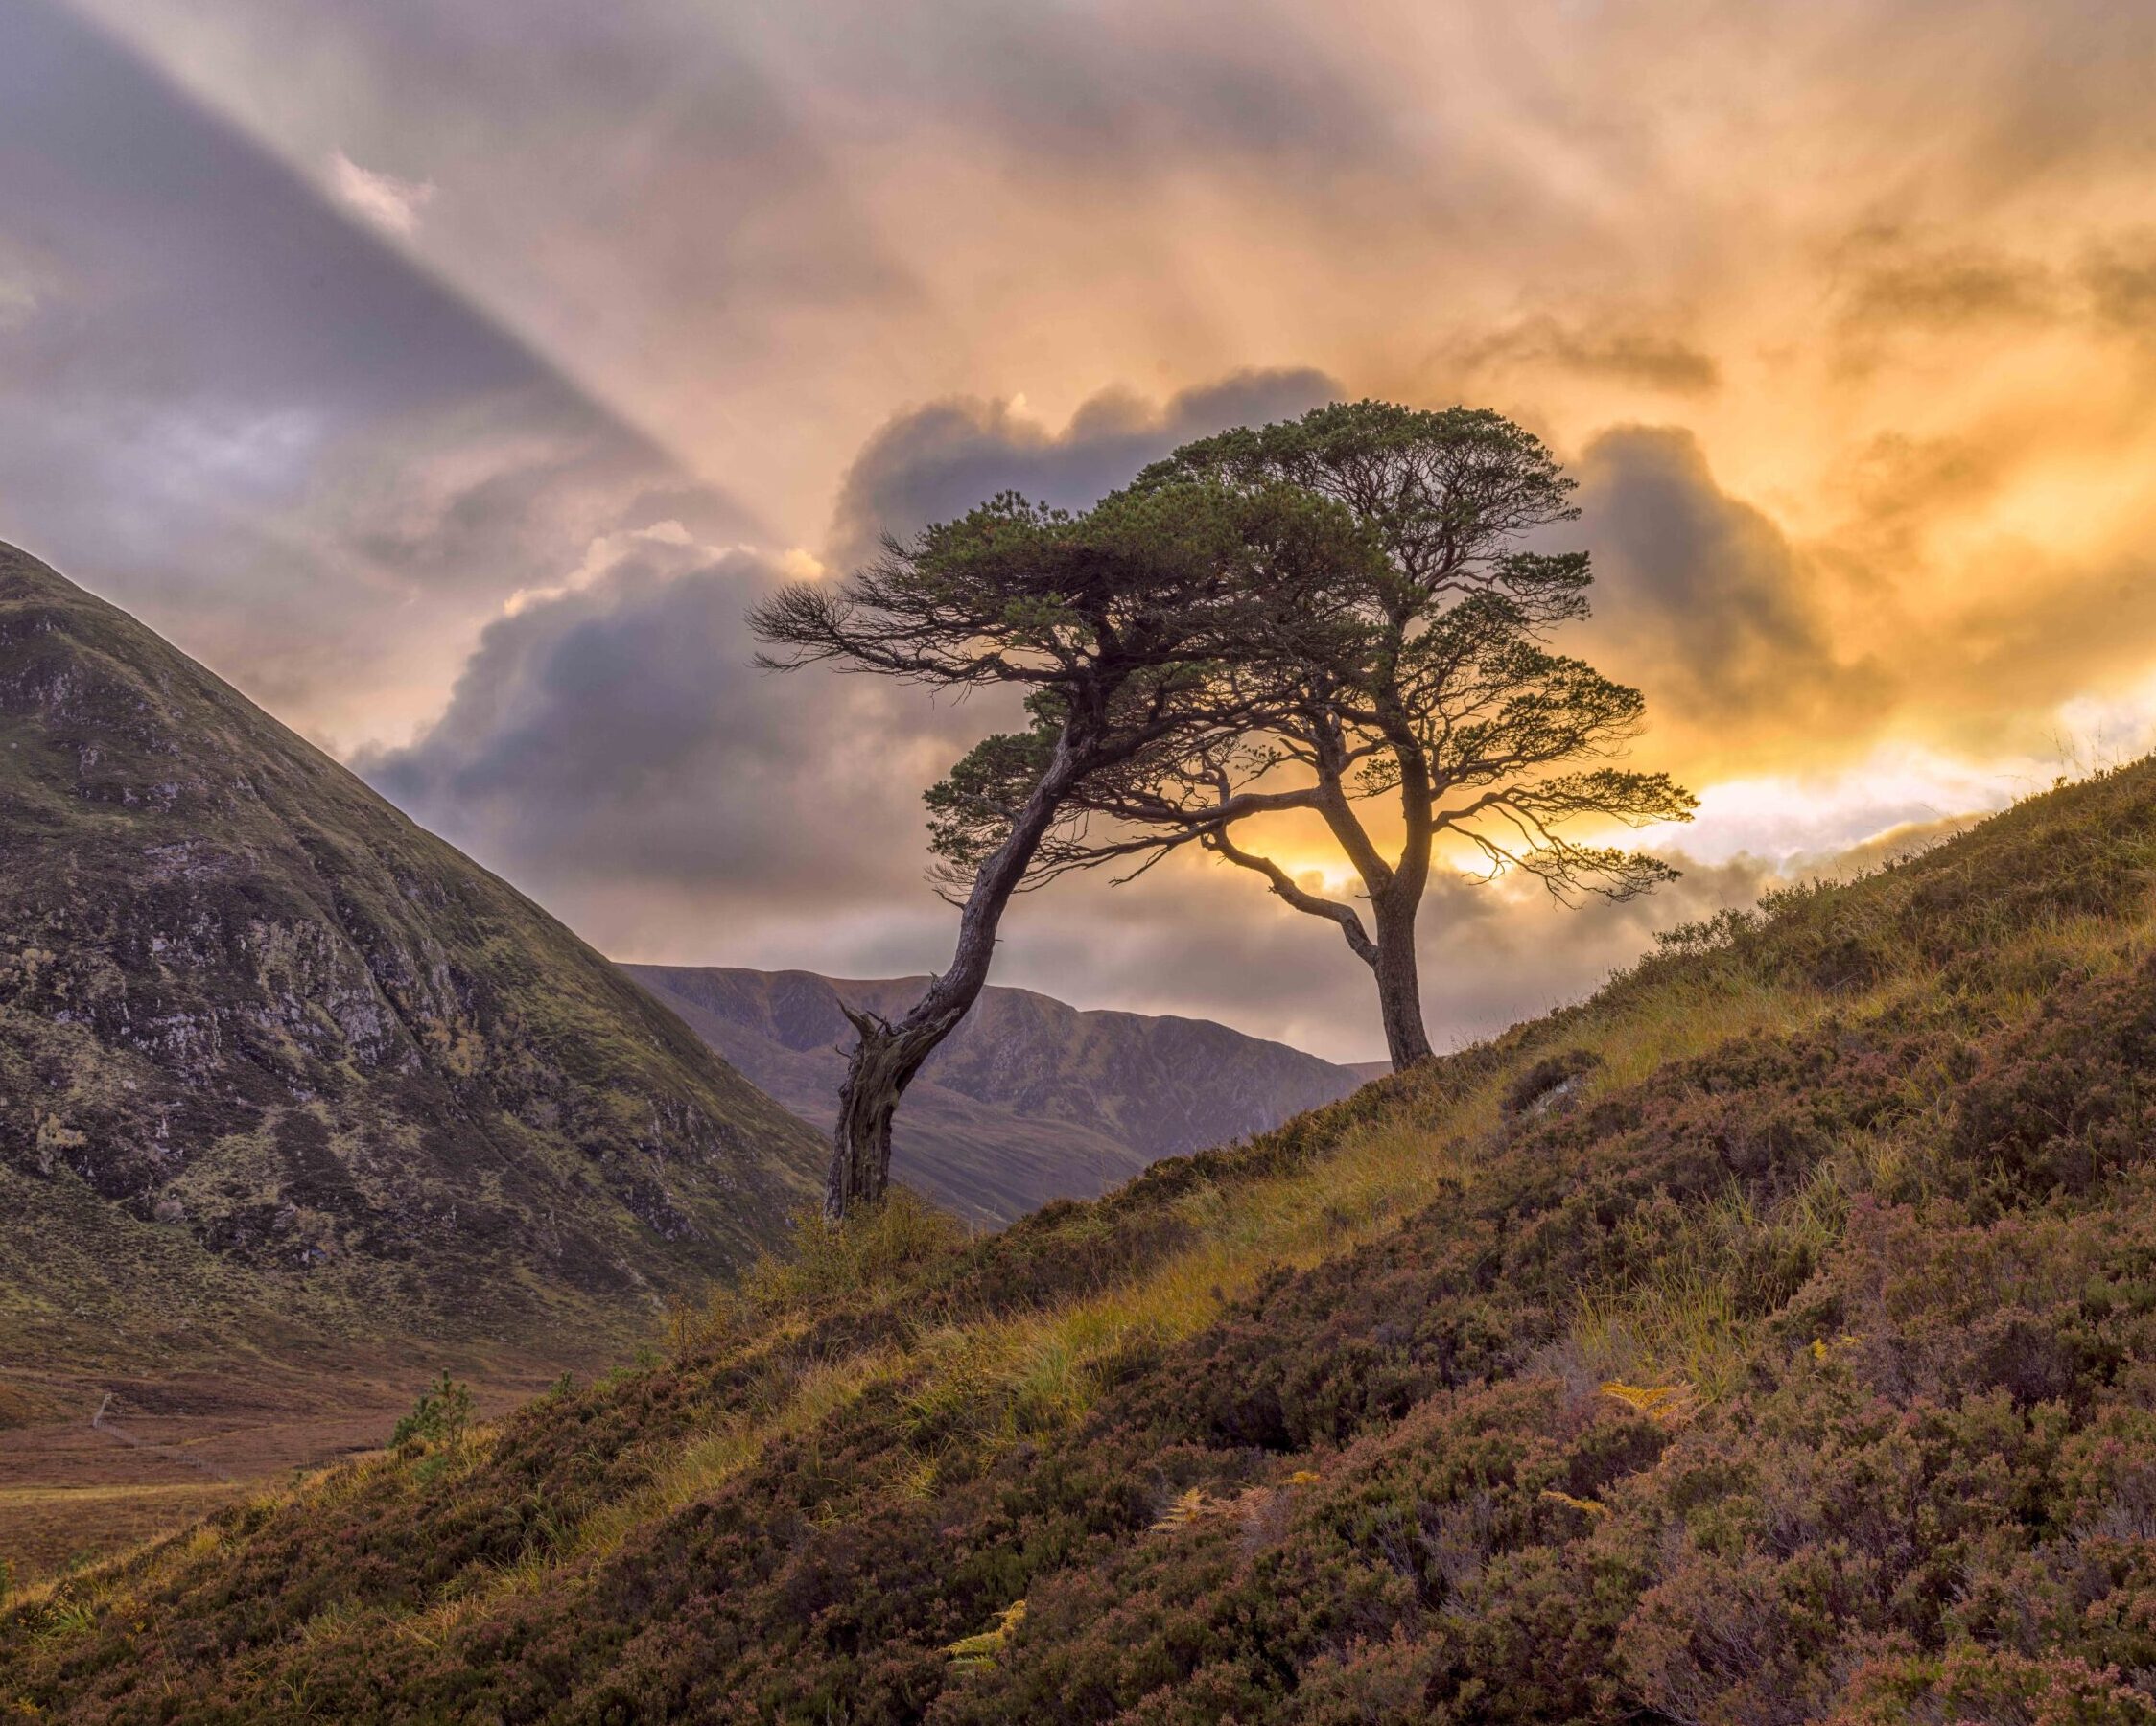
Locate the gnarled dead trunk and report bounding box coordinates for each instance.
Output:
[824,993,968,1219]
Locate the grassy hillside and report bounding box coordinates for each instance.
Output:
[13,758,2156,1722]
[627,966,1366,1225]
[0,543,823,1415]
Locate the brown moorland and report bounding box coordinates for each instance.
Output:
[13,757,2156,1721]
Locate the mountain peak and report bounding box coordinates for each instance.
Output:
[0,544,823,1384]
[626,963,1370,1224]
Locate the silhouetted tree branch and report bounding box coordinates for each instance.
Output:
[750,482,1365,1216]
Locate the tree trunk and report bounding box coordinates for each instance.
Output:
[824,993,970,1220]
[824,722,1092,1220]
[1371,891,1435,1070]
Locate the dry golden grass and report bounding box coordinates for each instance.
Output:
[0,915,1890,1641]
[367,922,1880,1621]
[50,780,2156,1653]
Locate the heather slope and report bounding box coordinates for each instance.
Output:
[16,760,2156,1723]
[627,965,1368,1224]
[0,542,825,1379]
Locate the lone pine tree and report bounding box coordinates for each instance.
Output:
[1029,401,1697,1070]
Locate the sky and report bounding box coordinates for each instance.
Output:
[3,0,2152,1061]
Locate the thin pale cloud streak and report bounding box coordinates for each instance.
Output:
[328,150,434,236]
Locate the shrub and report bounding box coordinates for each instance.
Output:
[391,1369,475,1453]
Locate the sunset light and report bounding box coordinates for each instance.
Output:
[8,12,2156,1706]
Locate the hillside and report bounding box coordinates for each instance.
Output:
[0,542,823,1392]
[626,965,1369,1223]
[14,759,2156,1722]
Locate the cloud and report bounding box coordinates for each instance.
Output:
[25,0,2156,1063]
[1565,426,1889,760]
[748,0,1399,173]
[340,389,1975,1064]
[1787,812,1978,880]
[328,150,434,235]
[825,368,1340,568]
[68,0,912,536]
[1453,315,1722,395]
[976,841,1806,1062]
[356,526,983,934]
[2082,234,2156,336]
[0,233,52,334]
[0,2,760,748]
[358,368,1358,1004]
[1838,248,2057,333]
[347,370,2136,1062]
[1817,227,2156,372]
[501,518,698,615]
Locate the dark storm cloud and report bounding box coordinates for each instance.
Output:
[825,368,1340,569]
[355,377,1838,1060]
[0,0,756,734]
[357,539,979,917]
[354,468,1850,1061]
[362,368,1350,938]
[1567,427,1886,744]
[833,393,1873,764]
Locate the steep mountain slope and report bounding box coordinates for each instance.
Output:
[626,965,1370,1223]
[18,761,2156,1723]
[0,542,824,1381]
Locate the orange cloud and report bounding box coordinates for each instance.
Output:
[26,0,2156,1048]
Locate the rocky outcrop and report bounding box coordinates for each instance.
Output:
[0,543,823,1360]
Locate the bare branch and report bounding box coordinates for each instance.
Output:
[1204,830,1379,967]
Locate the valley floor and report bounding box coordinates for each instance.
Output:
[0,1360,577,1585]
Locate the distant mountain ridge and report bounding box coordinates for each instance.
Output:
[0,543,825,1382]
[625,964,1372,1222]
